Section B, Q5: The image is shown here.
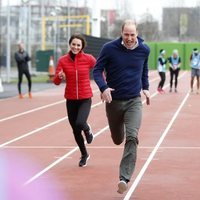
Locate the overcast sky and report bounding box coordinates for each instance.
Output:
[3,0,200,21]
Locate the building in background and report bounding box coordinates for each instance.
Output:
[0,0,91,71]
[1,0,200,81]
[162,7,200,41]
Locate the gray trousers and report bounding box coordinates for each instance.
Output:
[106,97,142,182]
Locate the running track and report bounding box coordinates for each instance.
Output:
[0,70,200,200]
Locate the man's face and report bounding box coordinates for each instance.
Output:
[18,43,24,52]
[173,53,177,58]
[121,24,138,49]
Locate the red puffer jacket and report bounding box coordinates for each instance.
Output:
[54,51,96,100]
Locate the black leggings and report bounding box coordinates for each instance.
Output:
[66,99,91,156]
[158,72,166,89]
[18,69,32,94]
[169,68,180,88]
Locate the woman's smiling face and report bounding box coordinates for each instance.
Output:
[69,38,83,54]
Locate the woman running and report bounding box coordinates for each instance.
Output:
[54,34,96,167]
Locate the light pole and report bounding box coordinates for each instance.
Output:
[6,0,11,83]
[67,0,71,49]
[20,0,32,72]
[50,6,61,66]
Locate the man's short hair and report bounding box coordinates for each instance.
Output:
[121,19,137,32]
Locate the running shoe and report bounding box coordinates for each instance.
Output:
[19,94,23,99]
[117,180,128,194]
[29,92,32,98]
[160,89,165,93]
[84,124,93,144]
[79,154,90,167]
[157,87,162,93]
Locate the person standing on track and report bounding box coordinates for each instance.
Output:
[93,19,150,194]
[14,42,32,99]
[190,48,200,94]
[168,49,181,93]
[157,49,167,93]
[53,34,96,167]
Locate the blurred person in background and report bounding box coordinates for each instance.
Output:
[157,49,167,93]
[190,48,200,94]
[14,42,32,99]
[168,49,181,93]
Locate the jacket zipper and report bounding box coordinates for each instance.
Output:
[76,69,79,99]
[70,53,79,99]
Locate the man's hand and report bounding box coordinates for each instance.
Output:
[143,90,150,105]
[101,88,115,103]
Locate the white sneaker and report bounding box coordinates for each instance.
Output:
[117,180,128,194]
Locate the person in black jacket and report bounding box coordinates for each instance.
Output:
[15,42,32,99]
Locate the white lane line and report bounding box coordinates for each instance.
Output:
[0,117,67,148]
[23,72,189,185]
[0,101,102,148]
[0,71,179,123]
[0,89,100,123]
[123,91,190,200]
[141,71,187,104]
[0,100,65,122]
[4,146,200,149]
[1,72,187,185]
[23,87,165,185]
[24,125,109,186]
[149,76,159,83]
[0,73,168,148]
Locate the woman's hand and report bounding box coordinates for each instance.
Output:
[58,70,65,80]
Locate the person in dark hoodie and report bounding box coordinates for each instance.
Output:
[14,42,32,99]
[93,19,150,194]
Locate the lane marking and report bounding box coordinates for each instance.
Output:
[123,91,190,200]
[1,71,188,186]
[0,73,171,147]
[24,125,109,185]
[4,146,200,149]
[0,101,102,148]
[0,117,67,148]
[22,87,170,185]
[0,70,172,123]
[0,100,65,122]
[0,71,184,123]
[23,72,189,185]
[0,89,100,122]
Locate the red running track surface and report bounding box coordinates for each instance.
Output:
[0,70,200,200]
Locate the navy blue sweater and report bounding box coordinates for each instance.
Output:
[93,37,150,100]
